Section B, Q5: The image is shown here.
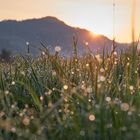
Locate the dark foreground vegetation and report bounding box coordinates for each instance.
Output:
[0,42,140,140]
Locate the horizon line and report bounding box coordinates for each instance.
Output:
[0,16,132,44]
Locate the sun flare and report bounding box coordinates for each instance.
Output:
[0,0,140,43]
[89,31,101,38]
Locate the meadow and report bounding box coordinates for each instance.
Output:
[0,41,140,140]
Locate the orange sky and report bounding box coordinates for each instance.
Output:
[0,0,139,43]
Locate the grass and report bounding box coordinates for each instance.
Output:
[0,42,140,140]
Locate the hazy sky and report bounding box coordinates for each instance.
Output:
[0,0,140,43]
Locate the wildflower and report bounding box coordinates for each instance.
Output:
[128,111,132,116]
[108,80,112,84]
[11,127,16,133]
[25,104,29,108]
[41,51,45,55]
[40,96,44,101]
[86,63,89,67]
[55,46,61,52]
[11,81,15,85]
[71,71,74,75]
[105,97,111,102]
[89,114,95,121]
[77,69,80,72]
[87,86,92,93]
[19,112,23,117]
[98,75,106,82]
[100,68,105,73]
[5,90,9,95]
[113,51,117,56]
[114,61,117,65]
[82,81,85,84]
[129,86,134,91]
[63,85,68,90]
[80,130,85,136]
[45,90,52,96]
[52,71,57,76]
[31,116,34,120]
[121,103,129,111]
[11,104,15,109]
[23,117,30,126]
[135,70,138,74]
[88,99,92,102]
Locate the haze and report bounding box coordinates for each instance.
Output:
[0,0,140,43]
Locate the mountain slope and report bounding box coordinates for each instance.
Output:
[0,16,128,55]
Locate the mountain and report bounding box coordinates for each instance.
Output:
[0,16,128,56]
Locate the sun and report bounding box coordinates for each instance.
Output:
[89,31,100,39]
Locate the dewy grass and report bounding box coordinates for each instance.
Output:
[1,43,140,139]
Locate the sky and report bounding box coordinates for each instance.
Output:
[0,0,140,43]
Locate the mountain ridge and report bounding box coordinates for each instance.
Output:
[0,16,128,56]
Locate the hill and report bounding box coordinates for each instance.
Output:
[0,16,128,55]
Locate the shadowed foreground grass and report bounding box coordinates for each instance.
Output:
[0,43,140,140]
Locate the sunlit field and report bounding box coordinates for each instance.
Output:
[0,41,140,140]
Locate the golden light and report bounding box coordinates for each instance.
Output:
[89,31,100,38]
[0,0,140,43]
[131,0,136,42]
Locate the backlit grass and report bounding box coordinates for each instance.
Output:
[0,43,140,140]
